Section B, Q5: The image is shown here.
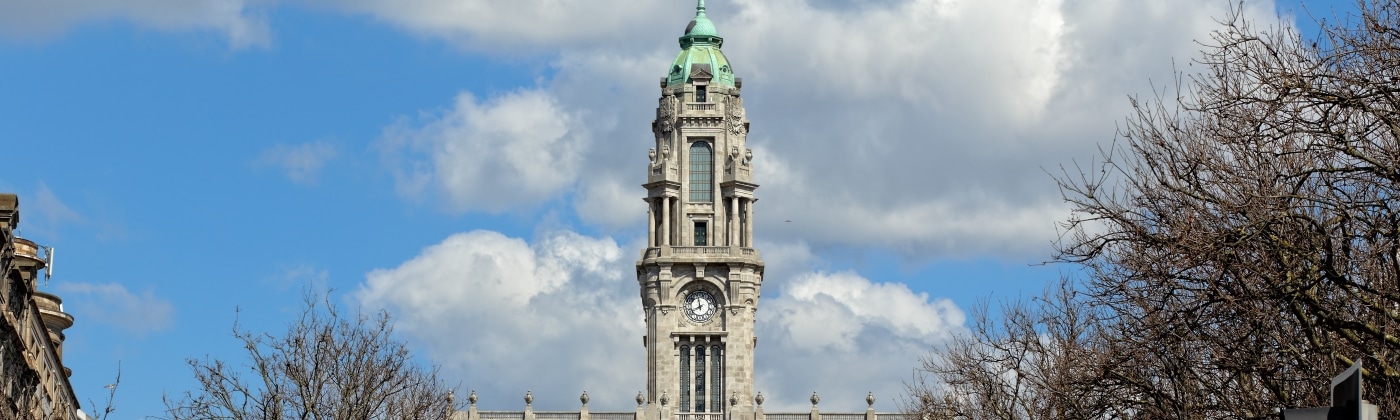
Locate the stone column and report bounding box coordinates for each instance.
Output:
[467,390,480,420]
[743,199,753,248]
[581,391,591,420]
[662,197,671,246]
[648,199,657,247]
[717,193,727,247]
[733,196,744,246]
[685,340,695,414]
[754,393,765,420]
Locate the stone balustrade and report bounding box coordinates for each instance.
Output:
[453,391,900,420]
[638,246,761,261]
[684,102,719,112]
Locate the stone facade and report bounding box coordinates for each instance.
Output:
[0,194,82,419]
[637,2,761,420]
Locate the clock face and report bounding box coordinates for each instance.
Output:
[684,290,717,323]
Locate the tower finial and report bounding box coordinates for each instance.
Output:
[697,0,706,16]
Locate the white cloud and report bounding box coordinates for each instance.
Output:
[56,282,175,336]
[315,0,676,51]
[536,0,1282,258]
[0,0,271,48]
[754,270,965,411]
[27,182,84,238]
[358,231,963,411]
[381,91,590,213]
[19,183,129,242]
[357,230,638,408]
[264,263,330,290]
[772,272,963,352]
[256,141,337,186]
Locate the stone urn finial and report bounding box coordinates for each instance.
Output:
[661,391,670,407]
[525,390,534,406]
[637,391,645,407]
[811,391,820,407]
[730,392,738,407]
[469,390,478,406]
[866,391,875,408]
[449,390,456,405]
[755,392,764,407]
[581,391,590,407]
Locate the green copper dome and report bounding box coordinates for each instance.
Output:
[685,0,718,38]
[666,0,735,88]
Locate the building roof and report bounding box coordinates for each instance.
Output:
[667,0,736,88]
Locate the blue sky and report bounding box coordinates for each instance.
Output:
[0,0,1355,417]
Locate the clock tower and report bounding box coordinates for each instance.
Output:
[638,1,762,420]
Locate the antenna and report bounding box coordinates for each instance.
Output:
[43,246,53,285]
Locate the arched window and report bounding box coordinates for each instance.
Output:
[689,142,713,202]
[710,345,723,412]
[695,346,707,412]
[680,345,690,413]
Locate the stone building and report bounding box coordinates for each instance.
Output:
[0,194,83,419]
[455,3,903,420]
[636,0,760,417]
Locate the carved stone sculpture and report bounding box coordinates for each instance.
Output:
[660,96,678,133]
[728,96,745,135]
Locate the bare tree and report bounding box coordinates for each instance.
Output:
[88,362,121,420]
[905,281,1121,419]
[911,0,1400,417]
[163,291,459,420]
